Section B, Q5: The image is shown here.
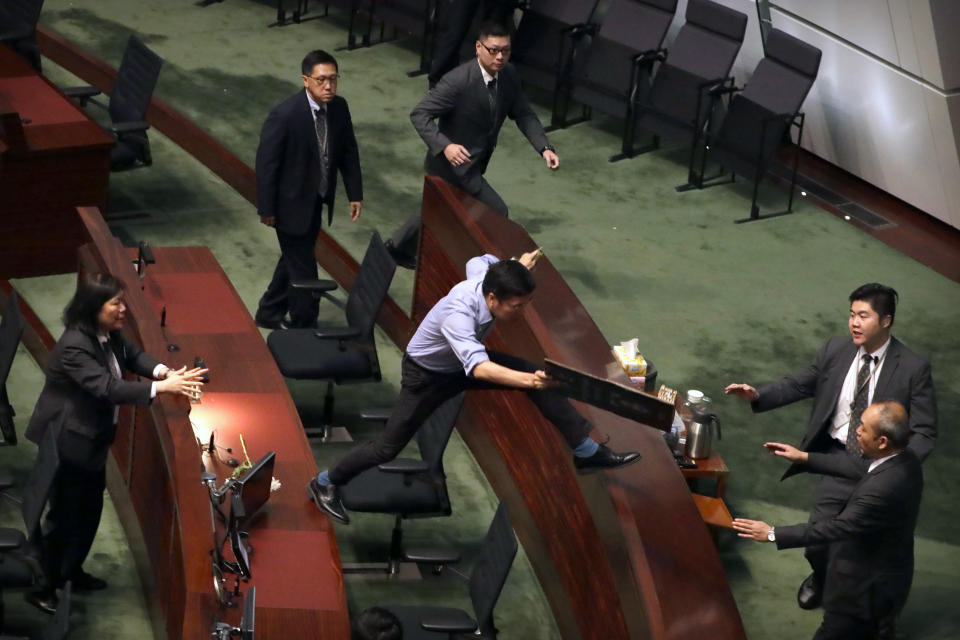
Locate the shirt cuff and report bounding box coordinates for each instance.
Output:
[152,364,169,379]
[150,381,158,399]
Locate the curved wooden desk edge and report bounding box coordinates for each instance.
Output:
[417,177,745,640]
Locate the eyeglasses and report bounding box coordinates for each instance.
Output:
[478,42,511,57]
[306,73,340,85]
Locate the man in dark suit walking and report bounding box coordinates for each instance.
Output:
[733,401,923,640]
[387,20,558,265]
[255,50,363,329]
[725,283,936,610]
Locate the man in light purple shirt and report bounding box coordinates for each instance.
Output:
[308,251,640,523]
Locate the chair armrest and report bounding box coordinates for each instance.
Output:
[360,407,393,422]
[709,83,739,97]
[634,48,667,65]
[110,120,151,135]
[404,547,461,565]
[0,469,14,490]
[419,610,477,633]
[312,326,361,340]
[291,278,339,294]
[0,528,26,551]
[62,86,101,100]
[377,459,429,474]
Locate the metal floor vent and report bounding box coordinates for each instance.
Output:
[771,163,896,229]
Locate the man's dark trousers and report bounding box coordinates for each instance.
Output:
[328,351,591,485]
[257,199,325,328]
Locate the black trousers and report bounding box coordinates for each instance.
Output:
[428,0,515,87]
[805,441,860,586]
[41,461,106,588]
[390,173,508,258]
[329,351,591,485]
[257,205,324,328]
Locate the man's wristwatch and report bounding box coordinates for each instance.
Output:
[540,145,555,155]
[766,527,776,543]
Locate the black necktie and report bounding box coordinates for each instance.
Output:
[314,107,329,197]
[847,353,874,453]
[487,77,497,117]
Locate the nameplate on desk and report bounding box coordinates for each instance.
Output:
[544,358,674,431]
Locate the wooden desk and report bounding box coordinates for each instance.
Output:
[682,454,730,500]
[415,176,745,640]
[0,43,113,279]
[76,207,350,640]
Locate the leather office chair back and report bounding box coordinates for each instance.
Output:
[0,0,45,71]
[739,28,822,117]
[0,291,25,446]
[344,232,397,342]
[109,35,163,126]
[468,502,518,636]
[512,0,600,91]
[666,0,747,81]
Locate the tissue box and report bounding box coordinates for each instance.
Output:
[613,345,647,376]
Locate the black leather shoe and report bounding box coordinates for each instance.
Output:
[72,570,108,591]
[25,589,58,615]
[306,478,350,524]
[797,572,822,610]
[384,239,417,270]
[254,314,289,331]
[574,444,641,474]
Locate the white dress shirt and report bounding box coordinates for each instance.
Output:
[868,451,900,473]
[829,338,890,444]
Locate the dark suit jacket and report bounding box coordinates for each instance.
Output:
[410,59,550,193]
[777,450,923,619]
[255,91,363,235]
[25,329,160,471]
[752,336,936,478]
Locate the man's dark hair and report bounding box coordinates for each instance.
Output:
[849,283,898,325]
[351,607,402,640]
[63,272,124,335]
[482,259,536,300]
[871,401,909,449]
[302,49,338,75]
[477,19,511,42]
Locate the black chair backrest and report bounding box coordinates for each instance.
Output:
[344,232,397,340]
[469,502,518,636]
[524,0,597,25]
[595,0,676,50]
[739,28,821,116]
[666,0,747,81]
[21,412,63,541]
[0,0,44,35]
[0,291,26,432]
[109,35,163,125]
[415,392,466,476]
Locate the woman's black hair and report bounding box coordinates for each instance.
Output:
[62,272,124,335]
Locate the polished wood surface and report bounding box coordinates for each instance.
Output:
[415,176,745,640]
[75,207,350,640]
[0,43,113,279]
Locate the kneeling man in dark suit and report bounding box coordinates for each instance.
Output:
[733,401,923,640]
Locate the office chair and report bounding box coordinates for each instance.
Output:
[550,0,677,131]
[614,0,747,162]
[510,0,599,94]
[63,35,163,171]
[385,501,518,639]
[0,0,45,72]
[0,415,62,630]
[684,28,822,222]
[340,392,466,578]
[266,232,397,441]
[0,292,25,446]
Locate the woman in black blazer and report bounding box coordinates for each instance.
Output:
[23,273,206,614]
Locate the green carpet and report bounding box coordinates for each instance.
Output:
[1,0,957,637]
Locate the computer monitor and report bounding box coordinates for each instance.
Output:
[543,358,674,431]
[241,586,256,640]
[234,451,276,527]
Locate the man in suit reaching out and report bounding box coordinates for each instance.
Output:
[255,50,363,329]
[725,283,936,610]
[733,401,923,640]
[386,20,558,265]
